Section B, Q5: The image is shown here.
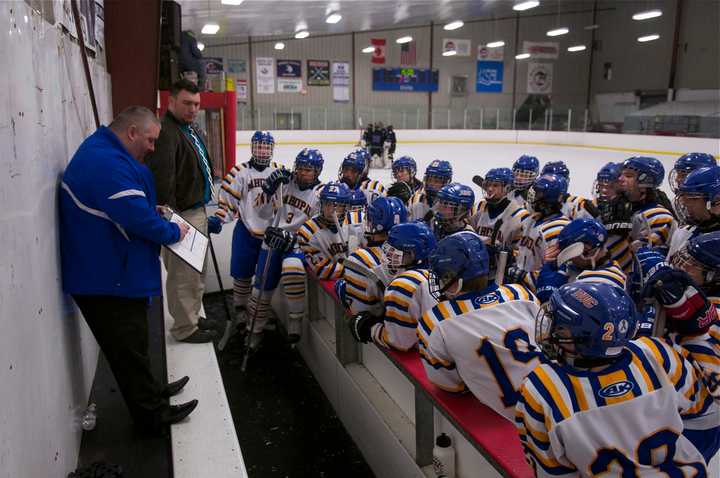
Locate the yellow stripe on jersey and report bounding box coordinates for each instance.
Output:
[597,369,635,406]
[457,300,470,314]
[568,375,589,411]
[630,353,656,393]
[534,368,571,420]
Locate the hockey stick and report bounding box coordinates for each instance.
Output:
[472,175,484,188]
[343,259,390,294]
[240,183,286,372]
[490,218,508,285]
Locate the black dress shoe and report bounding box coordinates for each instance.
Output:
[158,399,198,426]
[179,329,219,343]
[198,317,224,332]
[161,376,190,398]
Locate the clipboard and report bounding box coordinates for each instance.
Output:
[161,207,209,273]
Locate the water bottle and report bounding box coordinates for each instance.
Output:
[432,433,455,478]
[81,403,97,431]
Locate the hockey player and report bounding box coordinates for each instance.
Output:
[337,196,407,316]
[517,282,712,477]
[669,152,717,194]
[240,148,326,345]
[515,174,571,274]
[593,162,633,273]
[511,155,540,203]
[530,218,627,303]
[214,130,282,321]
[610,156,676,252]
[361,123,373,148]
[541,161,597,220]
[348,222,438,351]
[418,231,543,420]
[470,167,530,248]
[386,156,423,206]
[668,165,720,259]
[339,149,385,204]
[368,122,387,168]
[409,160,453,221]
[385,125,397,163]
[432,183,476,240]
[298,182,352,281]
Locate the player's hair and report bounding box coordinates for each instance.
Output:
[170,79,200,96]
[109,105,160,132]
[463,275,488,293]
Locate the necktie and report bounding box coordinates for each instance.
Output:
[187,126,214,200]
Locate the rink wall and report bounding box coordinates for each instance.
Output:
[0,3,113,477]
[236,129,719,158]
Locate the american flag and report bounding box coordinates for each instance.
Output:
[400,41,416,66]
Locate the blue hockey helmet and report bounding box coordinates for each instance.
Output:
[529,174,568,211]
[429,231,489,300]
[542,161,570,180]
[675,166,720,224]
[433,183,475,232]
[556,218,608,266]
[513,155,540,190]
[671,152,717,193]
[597,162,622,183]
[340,149,369,188]
[366,196,408,235]
[424,160,453,188]
[294,148,324,188]
[251,130,275,165]
[671,231,720,288]
[384,222,437,274]
[594,162,622,201]
[537,282,637,363]
[622,156,665,189]
[348,188,368,210]
[483,167,514,202]
[392,156,418,181]
[319,181,352,204]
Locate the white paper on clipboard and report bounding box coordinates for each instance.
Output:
[164,212,209,273]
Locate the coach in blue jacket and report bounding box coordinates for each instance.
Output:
[60,106,198,430]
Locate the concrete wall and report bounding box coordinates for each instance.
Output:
[0,2,112,476]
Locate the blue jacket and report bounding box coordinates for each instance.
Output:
[60,126,181,297]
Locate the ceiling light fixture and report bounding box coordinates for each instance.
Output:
[201,23,220,35]
[362,46,375,53]
[513,1,540,11]
[396,36,413,44]
[325,13,342,24]
[633,9,662,21]
[546,27,569,37]
[221,0,243,5]
[444,20,464,31]
[274,42,285,50]
[515,53,531,59]
[637,34,660,42]
[487,41,505,48]
[567,45,586,52]
[197,42,205,51]
[442,50,457,56]
[295,30,309,39]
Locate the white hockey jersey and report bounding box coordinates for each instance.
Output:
[470,198,530,248]
[344,208,366,253]
[274,180,323,233]
[561,194,594,221]
[630,204,676,248]
[215,160,283,238]
[515,336,713,477]
[517,213,570,272]
[408,188,433,222]
[524,260,627,293]
[359,178,386,204]
[343,245,390,317]
[418,283,543,420]
[372,268,437,352]
[667,224,697,260]
[298,216,349,280]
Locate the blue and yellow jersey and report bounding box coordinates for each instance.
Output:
[360,178,385,204]
[372,269,436,352]
[418,283,542,420]
[298,216,348,280]
[517,213,570,272]
[342,246,385,316]
[631,204,675,248]
[606,234,632,274]
[575,260,627,289]
[515,336,712,478]
[562,194,594,221]
[409,188,431,221]
[471,199,530,249]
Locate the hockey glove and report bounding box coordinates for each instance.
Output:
[506,266,528,284]
[261,169,292,196]
[602,198,633,238]
[263,226,296,252]
[348,312,383,344]
[535,263,568,303]
[635,303,658,337]
[636,247,671,288]
[207,215,223,235]
[386,181,414,204]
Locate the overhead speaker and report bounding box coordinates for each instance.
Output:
[161,0,181,49]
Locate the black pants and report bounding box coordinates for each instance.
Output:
[73,295,166,425]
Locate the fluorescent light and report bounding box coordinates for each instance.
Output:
[546,27,569,37]
[515,53,531,59]
[274,42,285,50]
[633,9,662,21]
[442,50,457,57]
[513,1,540,11]
[221,0,243,4]
[637,34,660,42]
[197,42,205,51]
[396,36,413,44]
[567,44,586,52]
[362,46,375,53]
[295,30,309,39]
[444,20,464,31]
[487,41,505,48]
[201,23,220,35]
[325,13,342,24]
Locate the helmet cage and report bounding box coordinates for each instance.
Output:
[252,140,274,165]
